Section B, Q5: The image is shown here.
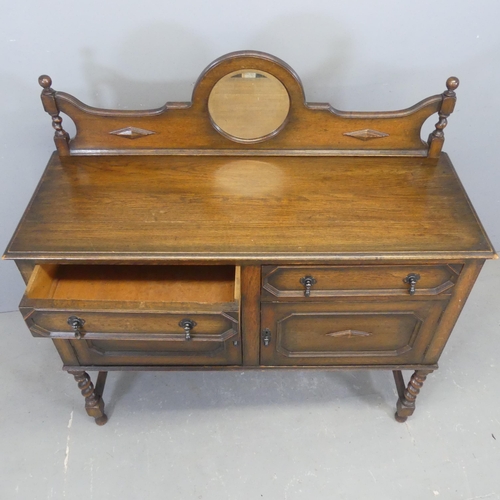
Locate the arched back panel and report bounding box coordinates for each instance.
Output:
[39,51,458,158]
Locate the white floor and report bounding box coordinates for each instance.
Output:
[0,260,499,500]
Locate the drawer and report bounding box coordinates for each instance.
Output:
[262,264,462,299]
[20,264,241,366]
[41,309,240,366]
[260,300,446,366]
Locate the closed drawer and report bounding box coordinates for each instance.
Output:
[20,264,241,366]
[262,264,462,299]
[260,300,446,366]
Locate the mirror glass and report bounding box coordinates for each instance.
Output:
[208,70,290,142]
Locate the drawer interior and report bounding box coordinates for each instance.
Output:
[26,264,239,303]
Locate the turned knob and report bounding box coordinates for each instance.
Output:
[67,316,85,339]
[403,273,421,296]
[300,276,317,297]
[179,319,197,340]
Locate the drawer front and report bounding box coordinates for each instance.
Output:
[262,264,462,299]
[260,300,445,366]
[22,307,241,366]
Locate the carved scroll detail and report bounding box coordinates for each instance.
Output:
[326,329,372,337]
[343,129,389,141]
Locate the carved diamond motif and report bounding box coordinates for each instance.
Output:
[109,127,156,139]
[326,330,372,337]
[343,129,389,141]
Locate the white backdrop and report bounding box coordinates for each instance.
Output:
[1,0,499,311]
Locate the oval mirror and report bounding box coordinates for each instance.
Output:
[208,70,290,142]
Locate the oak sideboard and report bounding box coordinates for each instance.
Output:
[4,51,496,425]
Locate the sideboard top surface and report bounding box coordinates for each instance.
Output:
[4,152,495,262]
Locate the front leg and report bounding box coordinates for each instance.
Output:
[393,370,433,423]
[68,371,108,426]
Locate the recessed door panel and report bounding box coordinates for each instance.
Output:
[261,300,445,366]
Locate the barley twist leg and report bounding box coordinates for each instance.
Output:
[394,370,433,423]
[69,371,108,426]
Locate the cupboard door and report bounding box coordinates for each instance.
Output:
[260,300,446,366]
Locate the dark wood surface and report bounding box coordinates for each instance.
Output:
[3,152,495,262]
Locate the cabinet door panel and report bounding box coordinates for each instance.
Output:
[261,300,445,366]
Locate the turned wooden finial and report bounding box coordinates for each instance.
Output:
[427,76,460,158]
[38,74,53,90]
[38,74,70,155]
[445,76,459,94]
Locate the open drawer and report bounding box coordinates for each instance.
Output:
[20,264,241,366]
